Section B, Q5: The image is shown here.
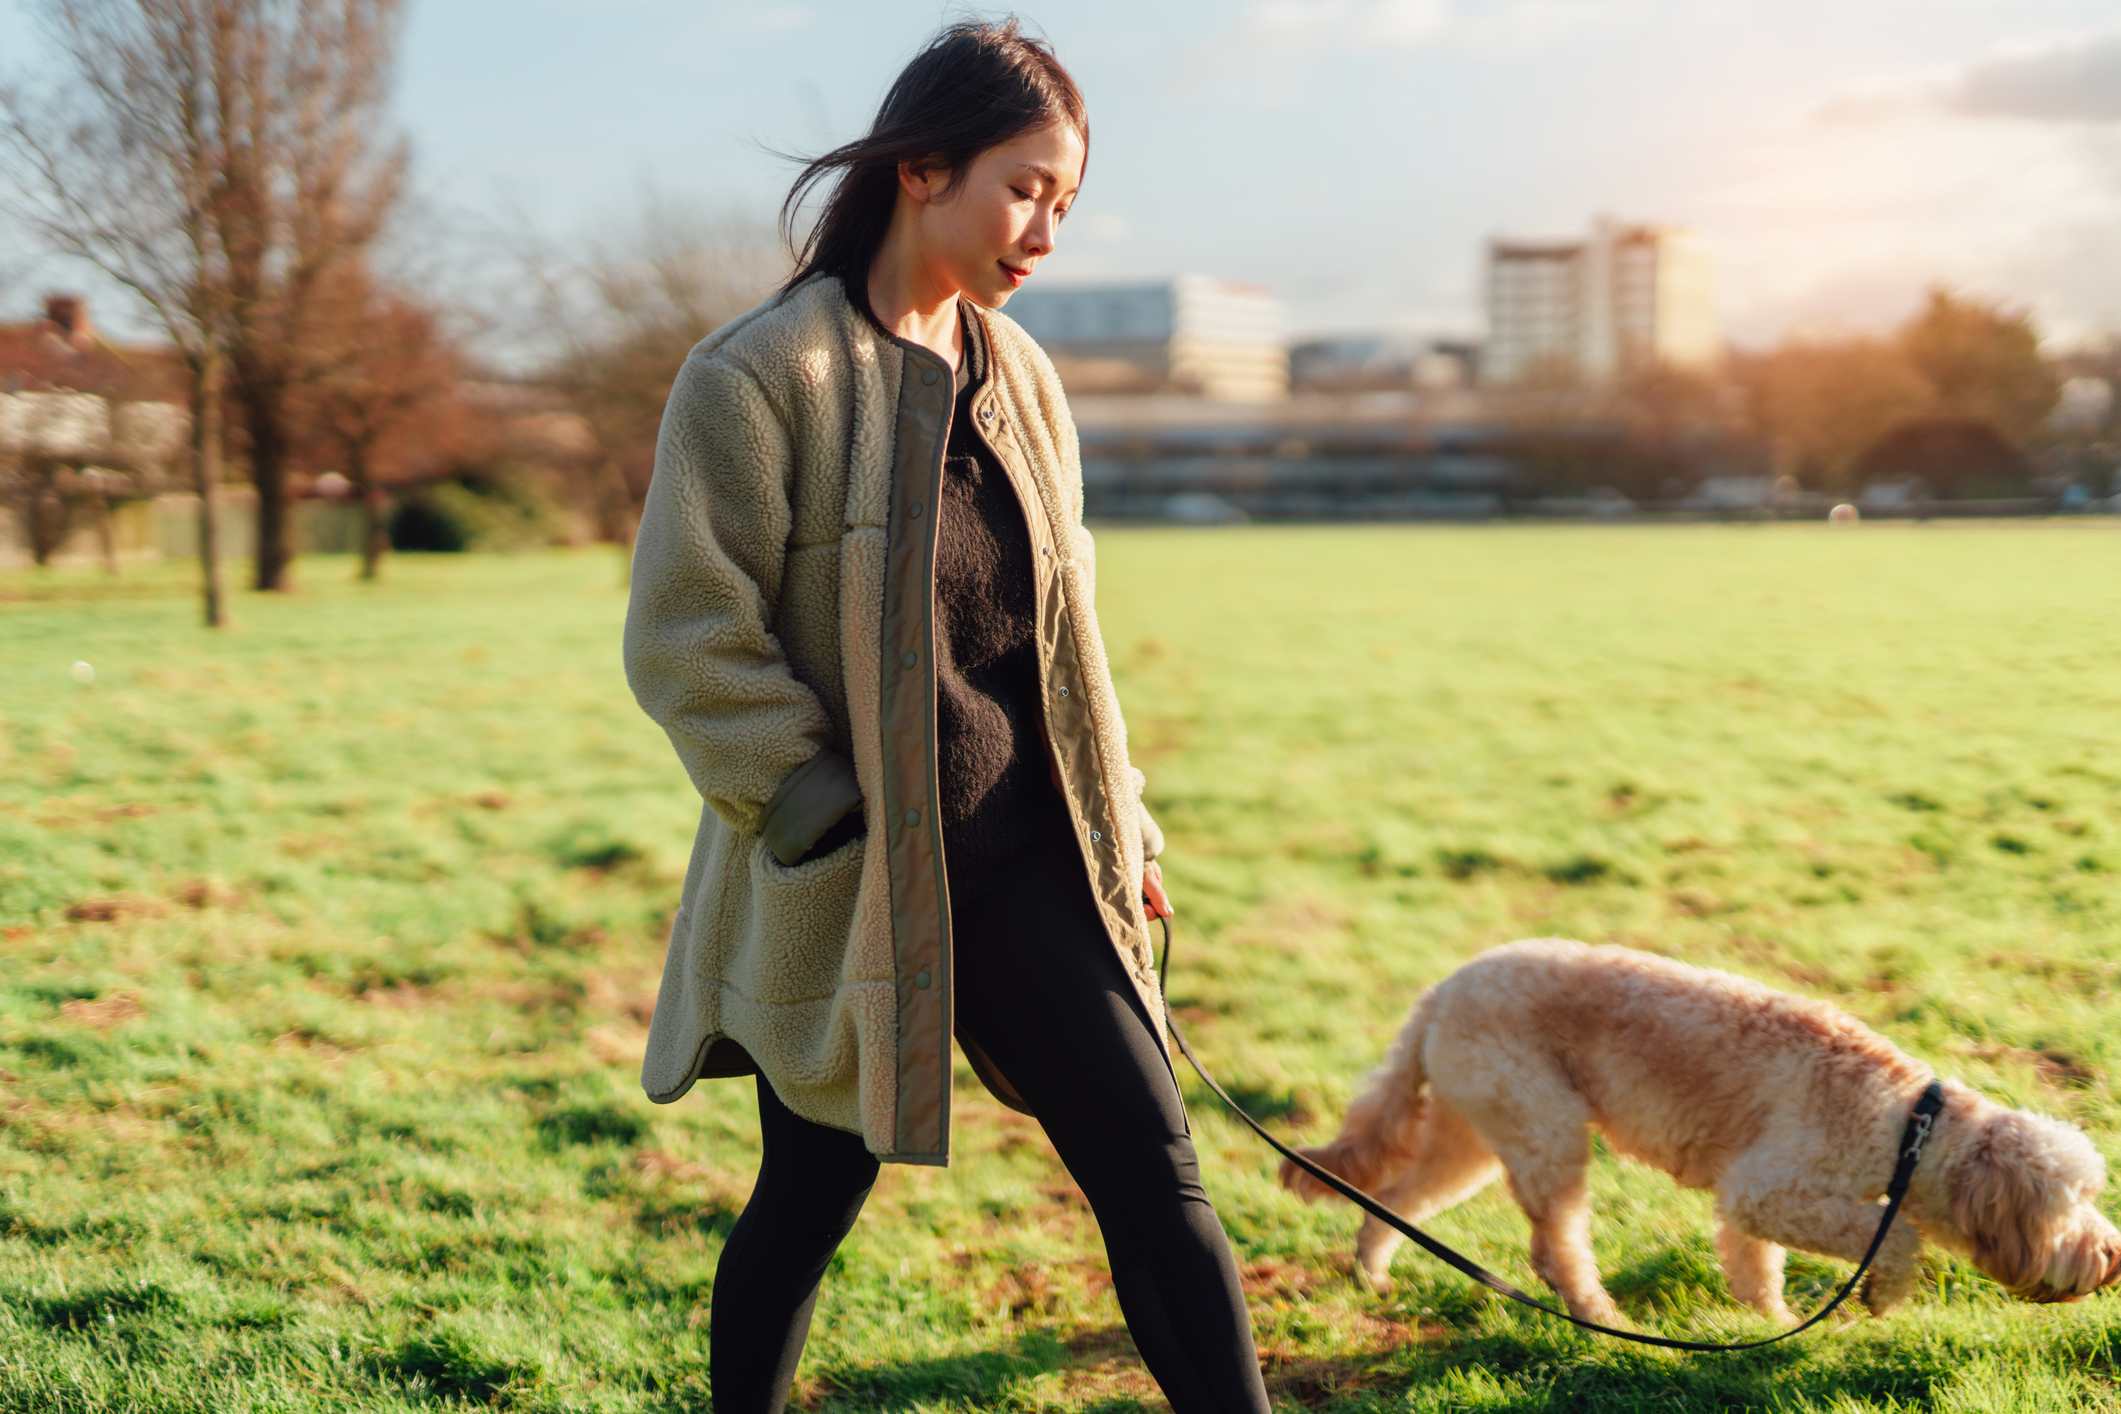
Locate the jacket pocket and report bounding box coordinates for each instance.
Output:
[724,830,868,1005]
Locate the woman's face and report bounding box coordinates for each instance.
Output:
[906,121,1084,309]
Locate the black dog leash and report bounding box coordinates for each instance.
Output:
[1153,915,1949,1352]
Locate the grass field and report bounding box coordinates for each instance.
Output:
[4,522,2120,1412]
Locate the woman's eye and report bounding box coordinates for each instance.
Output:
[1012,187,1034,201]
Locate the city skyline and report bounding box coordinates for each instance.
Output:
[2,1,2118,353]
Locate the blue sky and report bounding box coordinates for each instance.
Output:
[5,0,2120,350]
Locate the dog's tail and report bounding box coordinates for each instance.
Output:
[1279,985,1438,1201]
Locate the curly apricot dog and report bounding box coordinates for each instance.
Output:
[1280,939,2121,1323]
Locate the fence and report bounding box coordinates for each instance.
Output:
[1,489,366,569]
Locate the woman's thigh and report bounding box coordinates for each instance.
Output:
[950,835,1193,1189]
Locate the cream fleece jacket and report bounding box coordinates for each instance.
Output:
[621,270,1172,1164]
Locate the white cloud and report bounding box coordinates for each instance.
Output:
[1697,106,2121,345]
[1701,26,2121,341]
[1812,26,2121,127]
[1228,0,1625,53]
[1236,0,1448,49]
[730,3,815,33]
[1949,28,2121,122]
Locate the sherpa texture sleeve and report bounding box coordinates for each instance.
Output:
[622,350,862,861]
[1051,381,1165,867]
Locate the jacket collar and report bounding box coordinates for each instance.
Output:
[834,270,990,390]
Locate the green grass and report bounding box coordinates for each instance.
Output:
[3,523,2119,1411]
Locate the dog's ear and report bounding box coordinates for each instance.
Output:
[1948,1110,2099,1294]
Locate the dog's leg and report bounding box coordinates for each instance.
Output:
[1714,1220,1794,1324]
[1719,1167,1925,1316]
[1490,1122,1622,1326]
[1351,1100,1503,1294]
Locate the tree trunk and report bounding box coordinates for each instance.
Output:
[246,393,294,592]
[597,455,640,589]
[589,453,632,544]
[351,444,386,582]
[93,481,116,574]
[193,350,227,629]
[29,468,69,566]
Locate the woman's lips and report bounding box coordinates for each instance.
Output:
[999,262,1026,288]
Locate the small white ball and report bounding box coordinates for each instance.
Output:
[70,660,95,684]
[1829,503,1860,524]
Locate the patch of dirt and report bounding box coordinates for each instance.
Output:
[582,972,659,1028]
[1239,1257,1325,1302]
[58,991,144,1028]
[33,801,159,829]
[1723,932,1835,991]
[1981,952,2115,992]
[1957,1040,2100,1089]
[1666,887,1724,918]
[486,979,582,1012]
[270,1027,354,1058]
[471,790,511,810]
[1259,1338,1394,1404]
[171,877,244,909]
[630,1149,713,1184]
[984,1263,1064,1319]
[1037,1181,1092,1213]
[585,1024,644,1067]
[64,895,169,923]
[355,980,442,1009]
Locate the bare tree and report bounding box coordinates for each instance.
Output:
[0,0,244,625]
[205,0,410,593]
[496,183,784,553]
[292,259,476,581]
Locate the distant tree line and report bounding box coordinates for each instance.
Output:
[1497,287,2091,507]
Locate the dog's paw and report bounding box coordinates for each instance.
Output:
[1357,1259,1395,1296]
[1859,1268,1913,1316]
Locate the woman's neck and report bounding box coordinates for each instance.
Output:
[865,220,965,373]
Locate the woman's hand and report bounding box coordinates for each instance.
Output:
[1142,859,1173,921]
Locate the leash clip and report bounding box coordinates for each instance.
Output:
[1903,1109,1935,1163]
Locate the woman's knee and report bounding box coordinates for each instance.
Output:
[1061,1123,1212,1219]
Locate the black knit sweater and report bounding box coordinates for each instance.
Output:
[931,303,1049,875]
[800,293,1048,872]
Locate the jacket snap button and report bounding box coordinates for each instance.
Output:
[1090,830,1102,843]
[903,808,921,826]
[914,969,931,989]
[1041,546,1051,557]
[922,369,937,386]
[978,405,993,421]
[1057,685,1069,697]
[901,650,917,668]
[909,500,924,519]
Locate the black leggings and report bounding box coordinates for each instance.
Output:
[709,797,1271,1412]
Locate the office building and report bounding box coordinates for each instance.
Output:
[1002,275,1288,400]
[1483,216,1717,385]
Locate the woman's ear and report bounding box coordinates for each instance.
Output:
[896,156,947,204]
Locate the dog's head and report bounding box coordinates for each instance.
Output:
[1945,1108,2121,1303]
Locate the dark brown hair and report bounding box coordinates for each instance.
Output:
[772,17,1089,311]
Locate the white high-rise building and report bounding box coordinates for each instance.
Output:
[1001,275,1288,400]
[1483,216,1718,385]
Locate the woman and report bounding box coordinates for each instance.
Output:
[620,17,1272,1412]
